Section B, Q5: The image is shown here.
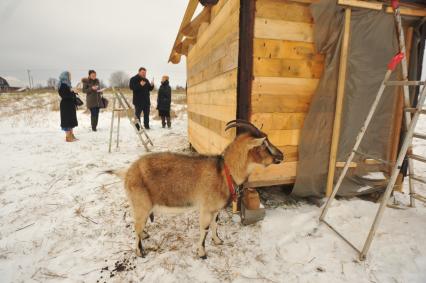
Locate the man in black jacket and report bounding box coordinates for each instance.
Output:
[129,67,154,129]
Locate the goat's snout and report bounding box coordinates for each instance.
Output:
[264,139,284,164]
[273,151,284,164]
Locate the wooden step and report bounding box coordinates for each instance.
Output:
[408,154,426,163]
[413,133,426,140]
[353,150,392,166]
[404,108,426,114]
[411,193,426,203]
[410,174,426,184]
[385,80,424,86]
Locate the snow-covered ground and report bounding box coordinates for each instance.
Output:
[0,92,425,283]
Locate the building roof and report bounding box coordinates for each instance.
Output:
[2,76,26,88]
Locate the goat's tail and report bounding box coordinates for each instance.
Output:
[103,168,127,180]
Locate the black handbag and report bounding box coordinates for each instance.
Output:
[75,94,84,107]
[100,97,109,109]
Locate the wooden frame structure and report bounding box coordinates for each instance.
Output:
[169,0,426,190]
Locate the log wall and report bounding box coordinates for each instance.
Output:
[187,0,239,154]
[247,0,324,186]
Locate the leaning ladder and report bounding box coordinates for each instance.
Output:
[320,1,426,261]
[108,90,153,152]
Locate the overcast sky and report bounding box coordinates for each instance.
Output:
[0,0,191,87]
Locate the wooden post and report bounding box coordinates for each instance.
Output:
[325,8,351,197]
[108,96,116,153]
[388,27,413,192]
[237,0,255,125]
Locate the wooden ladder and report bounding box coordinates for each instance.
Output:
[320,1,426,261]
[108,90,153,152]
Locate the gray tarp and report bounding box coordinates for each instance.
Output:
[292,0,401,197]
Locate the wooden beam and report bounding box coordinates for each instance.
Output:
[175,38,196,55]
[336,162,357,168]
[181,7,211,38]
[338,0,382,10]
[245,162,298,188]
[168,0,199,64]
[237,0,255,124]
[325,8,352,197]
[389,27,414,192]
[338,0,426,17]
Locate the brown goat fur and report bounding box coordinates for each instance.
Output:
[121,131,283,258]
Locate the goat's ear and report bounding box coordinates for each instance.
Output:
[247,137,266,149]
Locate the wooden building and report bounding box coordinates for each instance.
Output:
[169,0,426,190]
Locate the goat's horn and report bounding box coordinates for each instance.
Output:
[226,119,253,126]
[226,119,266,137]
[225,122,265,137]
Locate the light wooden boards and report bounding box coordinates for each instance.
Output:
[187,0,239,87]
[168,0,199,63]
[248,0,323,186]
[255,18,314,43]
[187,0,239,155]
[338,0,426,17]
[252,76,319,96]
[256,0,313,23]
[325,8,351,197]
[246,162,298,187]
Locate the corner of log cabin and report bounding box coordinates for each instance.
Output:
[247,0,324,187]
[186,0,240,154]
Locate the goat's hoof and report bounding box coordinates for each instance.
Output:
[136,248,146,258]
[200,255,207,260]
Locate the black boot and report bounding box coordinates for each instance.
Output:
[166,116,171,128]
[161,116,166,128]
[94,115,99,131]
[91,116,97,132]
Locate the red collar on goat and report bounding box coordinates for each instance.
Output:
[223,163,237,202]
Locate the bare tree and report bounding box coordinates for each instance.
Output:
[175,85,185,91]
[109,71,130,88]
[47,78,58,89]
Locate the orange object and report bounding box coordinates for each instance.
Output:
[243,188,260,210]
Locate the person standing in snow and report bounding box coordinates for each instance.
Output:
[82,70,102,131]
[129,67,154,130]
[58,71,78,142]
[157,75,172,128]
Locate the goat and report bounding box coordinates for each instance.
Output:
[113,120,284,259]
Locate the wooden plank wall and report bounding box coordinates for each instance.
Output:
[187,0,240,154]
[248,0,324,185]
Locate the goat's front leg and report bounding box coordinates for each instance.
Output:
[198,210,214,259]
[211,212,223,245]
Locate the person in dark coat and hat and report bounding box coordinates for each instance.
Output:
[129,67,154,130]
[157,75,172,128]
[82,70,102,131]
[58,71,78,142]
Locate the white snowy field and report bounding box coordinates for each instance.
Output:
[0,92,425,283]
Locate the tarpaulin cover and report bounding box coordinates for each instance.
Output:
[292,0,423,197]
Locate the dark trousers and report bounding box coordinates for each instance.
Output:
[90,107,100,131]
[159,110,171,128]
[135,104,150,128]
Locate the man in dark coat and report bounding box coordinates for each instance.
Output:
[157,75,172,128]
[82,70,102,131]
[129,67,154,130]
